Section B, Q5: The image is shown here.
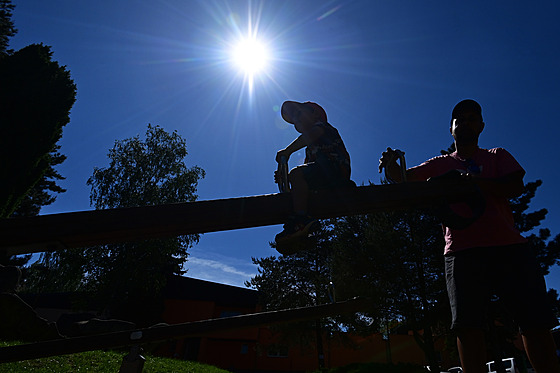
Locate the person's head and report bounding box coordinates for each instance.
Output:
[281,101,327,132]
[450,99,484,145]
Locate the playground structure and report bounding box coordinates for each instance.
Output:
[0,178,477,257]
[0,175,481,371]
[0,296,373,363]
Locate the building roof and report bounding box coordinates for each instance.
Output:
[19,276,259,311]
[164,276,259,308]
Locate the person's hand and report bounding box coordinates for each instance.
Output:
[378,147,398,173]
[274,169,282,184]
[276,149,291,164]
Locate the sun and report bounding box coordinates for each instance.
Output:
[230,37,270,76]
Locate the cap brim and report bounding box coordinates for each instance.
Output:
[281,101,304,124]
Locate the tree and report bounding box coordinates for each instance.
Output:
[25,125,205,326]
[485,180,560,366]
[249,175,560,368]
[328,207,448,368]
[247,226,344,369]
[10,147,66,218]
[0,37,75,273]
[0,0,16,57]
[0,1,73,230]
[1,1,72,224]
[0,43,76,220]
[510,179,560,276]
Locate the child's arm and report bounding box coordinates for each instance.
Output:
[276,135,306,162]
[276,126,324,163]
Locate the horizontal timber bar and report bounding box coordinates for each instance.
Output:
[0,297,373,363]
[0,179,477,256]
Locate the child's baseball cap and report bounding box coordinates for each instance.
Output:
[281,101,328,124]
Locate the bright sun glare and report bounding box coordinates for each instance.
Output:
[230,38,270,76]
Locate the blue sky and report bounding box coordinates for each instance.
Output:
[10,0,560,289]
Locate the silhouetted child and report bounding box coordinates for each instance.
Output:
[274,101,351,250]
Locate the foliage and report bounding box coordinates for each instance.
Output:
[248,233,334,311]
[248,175,560,368]
[24,125,205,326]
[510,179,560,277]
[0,1,73,272]
[247,226,339,367]
[0,341,231,373]
[0,43,76,219]
[9,147,66,218]
[328,207,448,368]
[510,180,547,234]
[0,0,16,56]
[87,124,204,209]
[246,207,448,368]
[24,250,87,293]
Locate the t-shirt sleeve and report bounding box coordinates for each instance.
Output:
[407,155,452,181]
[493,147,525,178]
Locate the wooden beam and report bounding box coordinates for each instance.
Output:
[0,179,477,256]
[0,297,373,363]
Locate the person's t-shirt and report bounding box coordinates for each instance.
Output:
[305,121,351,176]
[408,147,527,254]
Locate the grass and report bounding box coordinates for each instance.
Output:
[0,341,231,373]
[0,342,431,373]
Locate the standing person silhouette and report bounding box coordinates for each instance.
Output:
[379,99,560,373]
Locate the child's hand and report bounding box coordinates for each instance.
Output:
[378,147,398,173]
[276,149,291,164]
[274,170,282,184]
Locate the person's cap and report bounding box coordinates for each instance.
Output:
[452,99,482,119]
[281,101,327,124]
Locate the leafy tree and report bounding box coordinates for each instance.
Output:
[328,207,447,368]
[249,174,560,368]
[247,227,343,369]
[25,125,205,326]
[23,249,86,294]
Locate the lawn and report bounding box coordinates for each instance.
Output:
[0,341,231,373]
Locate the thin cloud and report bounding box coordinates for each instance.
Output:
[185,254,257,288]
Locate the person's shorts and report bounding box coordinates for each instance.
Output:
[298,159,352,190]
[445,242,558,333]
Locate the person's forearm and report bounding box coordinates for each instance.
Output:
[284,135,307,154]
[473,171,525,198]
[384,162,405,182]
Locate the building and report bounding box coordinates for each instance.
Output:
[155,276,445,372]
[20,276,457,371]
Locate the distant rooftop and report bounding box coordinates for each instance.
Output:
[164,276,259,308]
